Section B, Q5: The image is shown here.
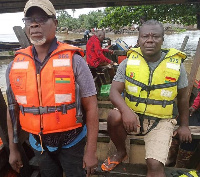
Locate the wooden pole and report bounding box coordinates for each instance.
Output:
[180,35,189,52]
[187,38,200,100]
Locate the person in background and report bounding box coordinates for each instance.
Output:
[6,0,98,177]
[86,30,114,68]
[189,80,200,116]
[101,19,191,177]
[84,29,91,42]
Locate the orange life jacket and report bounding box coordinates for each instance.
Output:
[9,42,85,135]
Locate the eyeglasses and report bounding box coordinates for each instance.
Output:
[22,15,55,26]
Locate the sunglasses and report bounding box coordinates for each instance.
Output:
[22,15,55,26]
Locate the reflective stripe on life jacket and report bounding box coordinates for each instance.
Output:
[125,48,186,119]
[9,42,84,135]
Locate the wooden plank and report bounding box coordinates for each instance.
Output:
[187,38,200,100]
[13,26,31,48]
[180,35,189,52]
[94,162,192,177]
[99,122,200,140]
[0,0,198,14]
[98,101,113,109]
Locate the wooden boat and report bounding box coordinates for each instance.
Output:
[0,42,20,51]
[63,39,87,46]
[0,26,199,177]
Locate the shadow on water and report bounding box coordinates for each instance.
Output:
[0,30,199,92]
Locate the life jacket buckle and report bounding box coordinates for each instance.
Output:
[39,106,48,114]
[19,105,25,115]
[61,104,67,114]
[76,115,83,123]
[162,100,167,108]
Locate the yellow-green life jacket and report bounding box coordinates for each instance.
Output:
[125,48,186,119]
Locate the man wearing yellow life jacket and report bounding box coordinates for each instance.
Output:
[101,20,192,177]
[6,0,98,176]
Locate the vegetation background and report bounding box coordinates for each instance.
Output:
[56,4,200,32]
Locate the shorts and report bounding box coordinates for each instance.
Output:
[143,118,177,165]
[112,108,176,164]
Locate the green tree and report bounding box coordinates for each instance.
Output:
[77,10,104,29]
[57,10,80,30]
[99,4,200,30]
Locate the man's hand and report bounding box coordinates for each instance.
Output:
[83,151,98,177]
[173,125,192,143]
[189,106,196,116]
[121,108,140,133]
[9,148,23,173]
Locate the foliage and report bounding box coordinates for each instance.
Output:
[56,9,104,31]
[99,4,200,30]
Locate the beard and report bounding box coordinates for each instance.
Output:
[30,37,46,46]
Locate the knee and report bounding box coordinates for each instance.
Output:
[146,158,164,173]
[107,109,122,126]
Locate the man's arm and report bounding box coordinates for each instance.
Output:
[7,108,23,173]
[73,54,98,175]
[109,81,139,133]
[6,61,23,173]
[94,41,112,64]
[175,87,192,142]
[81,95,98,176]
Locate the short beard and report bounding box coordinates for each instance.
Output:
[30,37,46,46]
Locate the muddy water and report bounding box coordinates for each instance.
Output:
[0,30,199,93]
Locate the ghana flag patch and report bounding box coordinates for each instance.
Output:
[55,75,70,83]
[165,76,176,83]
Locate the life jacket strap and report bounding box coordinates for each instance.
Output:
[125,76,177,91]
[137,114,160,136]
[19,102,76,115]
[126,93,173,108]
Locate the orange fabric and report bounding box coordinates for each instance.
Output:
[9,42,84,135]
[0,137,3,146]
[118,56,127,64]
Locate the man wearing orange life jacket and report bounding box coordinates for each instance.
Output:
[6,0,98,176]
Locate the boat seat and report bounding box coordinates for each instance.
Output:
[94,162,193,177]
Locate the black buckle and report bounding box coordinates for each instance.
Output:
[19,105,25,115]
[39,106,48,114]
[61,104,67,114]
[76,115,83,123]
[162,100,167,108]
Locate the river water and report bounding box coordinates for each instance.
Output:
[0,30,200,93]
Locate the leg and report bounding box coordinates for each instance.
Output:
[34,150,63,177]
[59,138,86,177]
[101,109,127,171]
[144,119,176,177]
[108,109,127,158]
[146,158,165,177]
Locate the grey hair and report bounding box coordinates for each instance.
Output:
[139,19,164,36]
